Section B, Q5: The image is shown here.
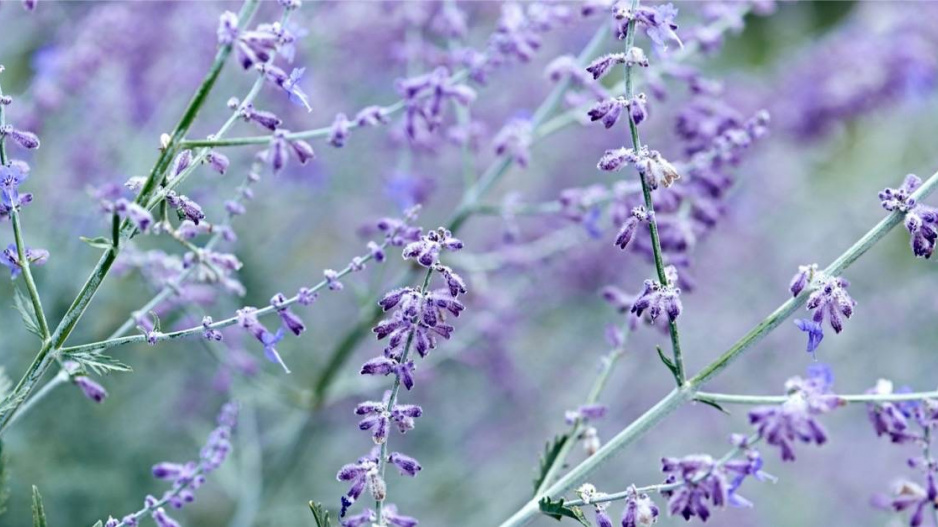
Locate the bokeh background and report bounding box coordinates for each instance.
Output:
[0,1,937,526]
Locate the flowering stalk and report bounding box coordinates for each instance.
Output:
[0,76,50,340]
[0,0,264,435]
[498,166,938,527]
[620,0,686,385]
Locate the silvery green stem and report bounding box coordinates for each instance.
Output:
[59,233,397,355]
[535,327,631,495]
[564,433,762,508]
[0,80,50,340]
[375,266,434,524]
[621,0,686,385]
[696,390,938,405]
[498,167,938,527]
[0,0,262,436]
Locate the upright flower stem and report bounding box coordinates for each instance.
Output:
[497,167,938,527]
[0,80,50,340]
[375,266,434,525]
[621,0,686,386]
[0,0,262,435]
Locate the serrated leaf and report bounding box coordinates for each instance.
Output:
[308,501,332,527]
[538,497,590,526]
[533,434,569,495]
[79,236,113,250]
[31,486,47,527]
[64,351,132,376]
[0,440,9,517]
[12,286,42,339]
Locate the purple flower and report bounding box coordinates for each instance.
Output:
[281,67,312,111]
[217,11,239,45]
[565,404,608,425]
[748,365,841,461]
[788,263,817,297]
[874,475,938,527]
[114,198,154,232]
[205,151,229,175]
[2,243,48,278]
[165,192,205,225]
[866,380,919,443]
[297,287,318,306]
[336,449,384,517]
[722,449,776,508]
[73,375,108,403]
[793,319,823,358]
[239,103,282,131]
[630,267,682,323]
[354,391,422,444]
[328,113,351,148]
[271,292,305,336]
[660,455,726,521]
[387,451,421,477]
[324,269,343,291]
[236,307,290,373]
[880,174,922,213]
[0,125,40,150]
[805,275,856,334]
[614,206,652,250]
[402,227,463,267]
[201,316,222,341]
[621,486,660,527]
[613,3,683,50]
[0,162,28,208]
[493,118,533,168]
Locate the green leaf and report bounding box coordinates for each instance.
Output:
[79,236,112,250]
[538,497,590,526]
[308,501,332,527]
[64,351,132,376]
[90,522,102,527]
[533,434,569,495]
[31,486,47,527]
[0,440,9,517]
[12,286,42,339]
[656,345,681,385]
[696,398,730,415]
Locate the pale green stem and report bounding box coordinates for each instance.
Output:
[497,168,938,527]
[696,390,938,405]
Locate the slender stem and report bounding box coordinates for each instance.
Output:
[535,329,630,496]
[59,234,396,356]
[620,0,686,384]
[564,434,762,508]
[0,80,50,339]
[497,168,938,527]
[0,0,263,435]
[696,390,938,405]
[375,267,434,524]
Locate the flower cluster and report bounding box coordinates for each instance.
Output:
[748,364,842,461]
[338,228,466,524]
[869,380,938,526]
[102,402,239,527]
[880,174,938,259]
[630,266,683,324]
